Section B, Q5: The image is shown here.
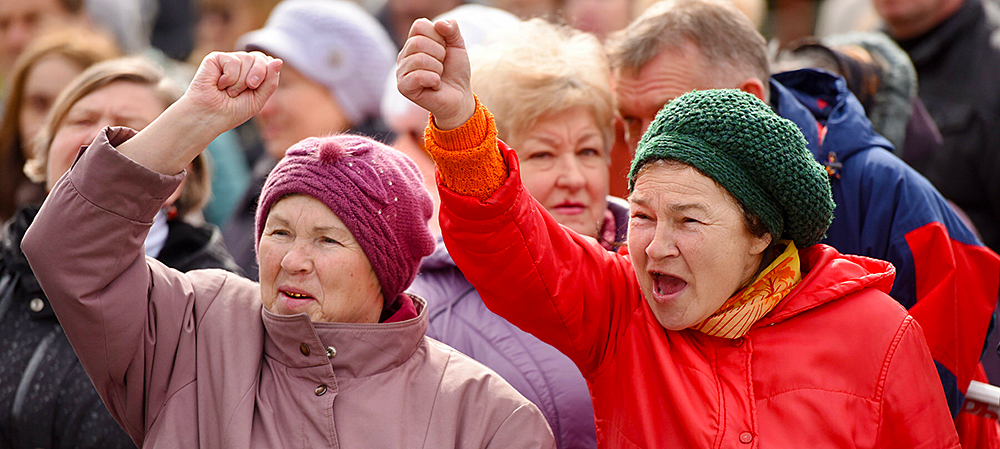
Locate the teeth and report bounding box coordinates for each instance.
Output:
[285,292,308,299]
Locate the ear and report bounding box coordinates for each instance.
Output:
[749,231,772,256]
[736,78,767,102]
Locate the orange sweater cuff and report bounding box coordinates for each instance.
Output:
[424,98,508,201]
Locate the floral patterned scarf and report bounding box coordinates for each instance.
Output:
[690,240,801,339]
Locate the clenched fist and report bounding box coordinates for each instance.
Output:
[396,19,476,130]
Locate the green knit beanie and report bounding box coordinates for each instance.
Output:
[628,89,835,248]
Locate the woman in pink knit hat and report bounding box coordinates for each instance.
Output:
[20,51,555,448]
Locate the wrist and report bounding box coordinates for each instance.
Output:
[433,95,477,130]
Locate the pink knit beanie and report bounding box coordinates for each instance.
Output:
[255,135,435,306]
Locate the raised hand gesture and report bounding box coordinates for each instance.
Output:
[396,18,476,130]
[117,51,281,176]
[185,51,282,133]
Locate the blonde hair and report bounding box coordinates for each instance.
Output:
[0,27,120,220]
[609,0,770,94]
[470,18,615,152]
[26,57,212,220]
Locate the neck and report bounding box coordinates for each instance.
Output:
[887,0,966,40]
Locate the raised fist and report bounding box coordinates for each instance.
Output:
[396,18,476,130]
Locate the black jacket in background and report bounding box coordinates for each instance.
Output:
[0,205,242,448]
[893,0,1000,252]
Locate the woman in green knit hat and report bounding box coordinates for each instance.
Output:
[397,18,959,447]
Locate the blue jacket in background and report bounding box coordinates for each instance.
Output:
[771,69,1000,417]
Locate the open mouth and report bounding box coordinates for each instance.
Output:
[279,289,315,309]
[651,272,687,300]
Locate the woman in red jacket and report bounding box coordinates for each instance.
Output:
[397,18,961,447]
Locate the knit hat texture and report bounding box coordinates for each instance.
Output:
[628,89,834,248]
[255,135,435,305]
[237,0,396,125]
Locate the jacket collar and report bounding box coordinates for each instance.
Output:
[261,294,429,379]
[755,244,895,327]
[770,70,894,165]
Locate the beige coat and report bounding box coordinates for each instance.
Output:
[22,127,555,448]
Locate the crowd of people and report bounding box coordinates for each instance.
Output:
[1,0,999,447]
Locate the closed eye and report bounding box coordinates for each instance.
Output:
[527,151,553,160]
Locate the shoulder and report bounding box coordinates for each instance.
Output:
[839,148,979,241]
[155,266,263,325]
[423,337,532,407]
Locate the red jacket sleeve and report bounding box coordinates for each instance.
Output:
[877,315,962,448]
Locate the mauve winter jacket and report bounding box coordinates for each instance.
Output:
[21,127,556,449]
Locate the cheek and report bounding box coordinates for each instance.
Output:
[256,242,283,278]
[585,167,609,201]
[519,166,556,201]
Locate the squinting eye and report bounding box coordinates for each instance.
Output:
[578,148,601,157]
[527,152,553,160]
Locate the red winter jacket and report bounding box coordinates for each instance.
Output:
[438,143,960,448]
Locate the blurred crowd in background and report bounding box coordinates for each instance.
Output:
[2,0,1000,447]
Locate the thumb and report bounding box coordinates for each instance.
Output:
[434,19,466,51]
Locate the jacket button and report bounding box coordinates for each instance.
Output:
[29,298,45,312]
[326,346,337,358]
[739,432,754,444]
[730,337,745,347]
[299,343,310,356]
[315,384,327,396]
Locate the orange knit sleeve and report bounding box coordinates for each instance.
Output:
[423,98,508,201]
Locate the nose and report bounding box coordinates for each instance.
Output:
[554,154,587,191]
[645,224,679,260]
[280,242,313,274]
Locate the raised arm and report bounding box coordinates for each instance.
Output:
[22,52,279,443]
[396,21,642,375]
[117,51,281,175]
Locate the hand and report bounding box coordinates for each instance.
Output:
[396,18,476,130]
[115,51,281,175]
[183,51,282,135]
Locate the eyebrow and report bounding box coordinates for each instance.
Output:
[670,203,709,213]
[630,197,708,213]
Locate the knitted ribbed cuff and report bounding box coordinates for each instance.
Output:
[424,98,507,201]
